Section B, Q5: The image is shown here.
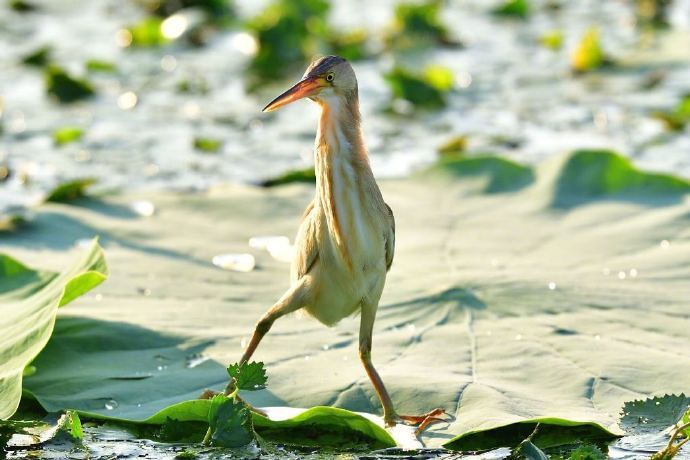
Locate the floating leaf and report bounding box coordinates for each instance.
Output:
[44,66,95,103]
[9,0,36,12]
[53,126,84,146]
[0,240,107,419]
[492,0,530,18]
[384,65,451,109]
[127,17,169,47]
[327,29,369,61]
[571,28,604,73]
[620,394,690,435]
[85,59,116,73]
[193,137,222,153]
[45,178,96,203]
[246,0,330,84]
[207,395,254,447]
[227,361,267,391]
[438,135,468,156]
[22,46,51,67]
[384,1,459,49]
[652,94,690,131]
[540,30,564,50]
[259,167,315,187]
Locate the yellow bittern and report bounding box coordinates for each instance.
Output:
[242,56,444,431]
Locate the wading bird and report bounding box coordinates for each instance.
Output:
[238,56,444,432]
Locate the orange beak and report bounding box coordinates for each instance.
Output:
[262,76,323,112]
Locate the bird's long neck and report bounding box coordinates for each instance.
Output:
[313,92,384,266]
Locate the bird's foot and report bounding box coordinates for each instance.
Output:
[385,408,447,435]
[197,389,268,417]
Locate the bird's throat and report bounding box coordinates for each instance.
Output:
[313,96,372,270]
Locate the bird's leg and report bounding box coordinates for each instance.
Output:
[359,301,447,434]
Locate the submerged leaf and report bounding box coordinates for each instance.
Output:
[227,361,267,391]
[45,178,96,203]
[44,66,95,103]
[0,241,107,419]
[207,395,254,447]
[438,135,468,156]
[652,94,690,131]
[540,30,564,50]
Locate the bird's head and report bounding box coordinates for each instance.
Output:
[262,55,357,113]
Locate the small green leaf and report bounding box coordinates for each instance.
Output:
[515,440,548,460]
[56,410,83,441]
[384,65,451,109]
[207,394,254,447]
[227,361,267,391]
[10,0,37,12]
[540,30,563,50]
[127,17,169,47]
[620,394,690,435]
[260,167,315,187]
[193,137,223,153]
[438,135,468,156]
[44,66,95,103]
[384,1,459,49]
[45,178,96,203]
[85,60,116,73]
[493,0,530,18]
[22,46,51,67]
[53,127,84,146]
[569,444,606,460]
[571,27,604,73]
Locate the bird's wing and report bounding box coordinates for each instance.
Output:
[384,203,395,271]
[291,200,319,281]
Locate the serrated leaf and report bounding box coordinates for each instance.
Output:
[55,410,83,441]
[569,444,606,460]
[620,394,690,435]
[227,361,267,391]
[207,395,254,447]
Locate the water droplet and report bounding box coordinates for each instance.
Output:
[629,268,638,278]
[304,355,310,361]
[157,365,167,371]
[595,335,601,340]
[660,240,670,249]
[407,324,416,332]
[602,267,610,276]
[655,401,660,406]
[95,293,103,301]
[130,200,155,217]
[515,334,522,341]
[185,354,210,368]
[137,403,142,407]
[104,399,118,410]
[212,253,255,272]
[618,271,626,280]
[548,282,557,290]
[321,344,330,351]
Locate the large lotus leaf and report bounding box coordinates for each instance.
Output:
[4,150,690,450]
[0,240,107,420]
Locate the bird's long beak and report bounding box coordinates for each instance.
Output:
[262,76,323,112]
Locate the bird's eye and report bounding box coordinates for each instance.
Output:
[326,73,334,82]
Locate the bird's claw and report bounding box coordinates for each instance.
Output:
[386,408,448,434]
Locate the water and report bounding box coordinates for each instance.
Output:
[1,1,689,216]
